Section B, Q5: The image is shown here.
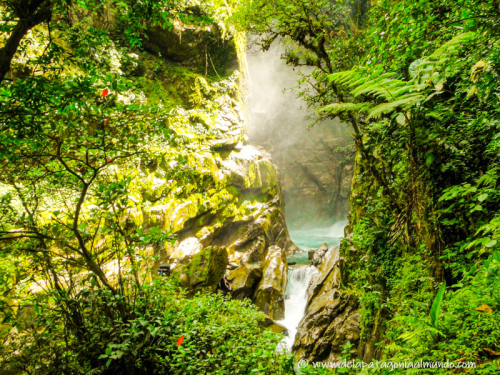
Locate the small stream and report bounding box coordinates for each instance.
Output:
[277,221,347,351]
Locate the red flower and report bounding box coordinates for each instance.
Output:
[107,158,112,163]
[307,128,310,132]
[177,336,184,347]
[102,88,109,98]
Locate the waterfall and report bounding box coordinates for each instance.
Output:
[277,265,319,351]
[276,221,346,353]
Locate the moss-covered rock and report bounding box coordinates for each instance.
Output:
[172,246,229,290]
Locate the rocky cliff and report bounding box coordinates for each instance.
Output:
[22,7,294,321]
[119,17,293,321]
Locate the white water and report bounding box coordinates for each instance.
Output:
[277,265,319,351]
[277,221,347,352]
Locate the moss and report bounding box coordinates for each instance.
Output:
[233,32,250,101]
[172,246,228,290]
[246,162,259,188]
[189,76,213,108]
[258,160,278,194]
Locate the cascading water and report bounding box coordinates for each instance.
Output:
[277,265,319,351]
[277,221,347,351]
[245,36,351,354]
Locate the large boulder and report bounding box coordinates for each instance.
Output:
[253,245,288,320]
[293,246,361,362]
[308,243,329,266]
[172,246,228,290]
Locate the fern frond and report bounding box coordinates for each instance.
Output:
[319,102,369,115]
[428,32,476,61]
[352,78,406,100]
[367,94,424,119]
[348,76,370,89]
[329,70,356,84]
[390,85,416,98]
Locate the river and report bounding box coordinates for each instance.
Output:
[277,221,347,351]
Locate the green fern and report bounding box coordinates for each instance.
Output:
[329,68,422,118]
[368,94,424,119]
[318,102,370,116]
[428,32,476,62]
[412,32,477,82]
[323,32,477,120]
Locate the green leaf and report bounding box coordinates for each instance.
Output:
[425,154,435,166]
[478,193,488,202]
[485,240,497,248]
[430,282,446,329]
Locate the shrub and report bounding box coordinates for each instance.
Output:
[0,279,286,374]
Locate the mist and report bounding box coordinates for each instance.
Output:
[245,42,353,229]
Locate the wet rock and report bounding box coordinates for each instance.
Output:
[253,246,288,320]
[308,243,328,265]
[225,263,262,299]
[312,243,329,266]
[293,246,361,362]
[261,314,288,334]
[287,243,301,256]
[308,249,315,261]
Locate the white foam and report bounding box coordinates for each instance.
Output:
[277,265,319,351]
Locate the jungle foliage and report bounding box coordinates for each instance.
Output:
[237,0,500,373]
[3,0,500,373]
[0,0,287,374]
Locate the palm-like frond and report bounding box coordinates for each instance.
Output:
[324,32,477,120]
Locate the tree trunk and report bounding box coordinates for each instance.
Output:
[0,0,52,82]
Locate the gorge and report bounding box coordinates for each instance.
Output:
[2,0,500,374]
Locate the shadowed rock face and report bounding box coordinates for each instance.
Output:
[293,245,361,362]
[143,19,237,76]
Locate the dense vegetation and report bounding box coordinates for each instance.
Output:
[0,0,286,374]
[2,0,500,374]
[237,0,500,373]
